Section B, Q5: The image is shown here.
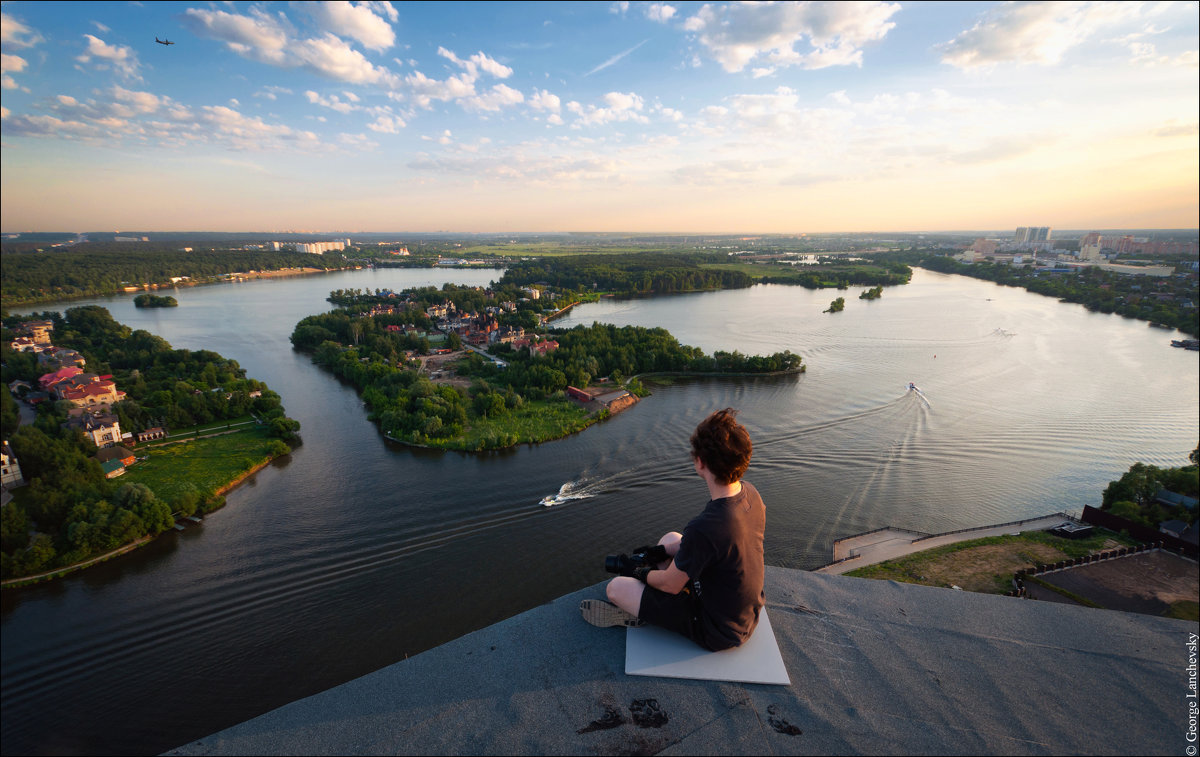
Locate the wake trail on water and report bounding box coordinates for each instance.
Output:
[821,389,932,530]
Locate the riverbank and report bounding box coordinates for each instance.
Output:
[0,535,156,589]
[1,426,287,588]
[2,264,358,309]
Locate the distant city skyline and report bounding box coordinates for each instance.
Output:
[2,1,1197,232]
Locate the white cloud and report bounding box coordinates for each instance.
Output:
[464,83,525,112]
[646,4,677,23]
[1,12,44,48]
[610,2,630,15]
[306,90,359,113]
[367,114,406,133]
[305,1,397,51]
[77,34,142,80]
[403,48,523,112]
[184,7,400,86]
[338,132,380,151]
[683,1,899,72]
[437,47,513,80]
[567,91,648,126]
[751,67,775,79]
[528,88,562,112]
[1,53,28,75]
[656,105,684,122]
[183,7,289,65]
[292,33,400,85]
[404,70,477,108]
[939,1,1144,70]
[0,112,102,139]
[111,85,164,115]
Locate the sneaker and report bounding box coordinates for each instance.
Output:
[580,599,645,628]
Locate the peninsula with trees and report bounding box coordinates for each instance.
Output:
[291,285,802,451]
[1,307,300,583]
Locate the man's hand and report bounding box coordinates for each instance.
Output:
[633,566,653,584]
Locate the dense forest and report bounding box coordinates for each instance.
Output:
[496,253,754,294]
[914,255,1199,337]
[1,307,299,579]
[291,289,802,450]
[756,258,913,289]
[0,245,348,306]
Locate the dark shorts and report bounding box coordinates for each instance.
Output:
[637,586,737,652]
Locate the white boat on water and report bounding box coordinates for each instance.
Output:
[540,495,559,507]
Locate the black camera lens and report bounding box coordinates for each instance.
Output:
[604,554,625,574]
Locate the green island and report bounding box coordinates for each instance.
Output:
[133,293,178,308]
[0,307,300,583]
[825,297,846,313]
[859,286,883,300]
[291,285,802,450]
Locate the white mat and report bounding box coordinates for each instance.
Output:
[624,608,790,685]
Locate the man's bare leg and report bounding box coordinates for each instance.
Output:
[606,531,684,616]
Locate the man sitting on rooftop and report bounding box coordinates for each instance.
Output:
[582,408,766,651]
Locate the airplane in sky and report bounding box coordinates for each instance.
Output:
[155,37,174,46]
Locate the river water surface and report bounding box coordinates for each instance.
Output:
[2,267,1197,755]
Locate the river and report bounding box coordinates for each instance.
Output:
[2,266,1197,755]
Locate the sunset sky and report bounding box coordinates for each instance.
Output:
[2,1,1197,233]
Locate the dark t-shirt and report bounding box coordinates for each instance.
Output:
[672,481,766,648]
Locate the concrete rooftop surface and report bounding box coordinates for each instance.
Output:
[167,567,1198,756]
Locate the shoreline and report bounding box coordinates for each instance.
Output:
[0,453,281,589]
[3,265,357,310]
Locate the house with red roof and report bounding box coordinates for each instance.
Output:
[38,366,83,392]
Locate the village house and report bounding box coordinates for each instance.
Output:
[96,445,136,469]
[1,441,24,489]
[9,336,42,353]
[39,365,84,393]
[100,459,126,479]
[60,380,125,408]
[137,427,167,443]
[18,320,54,345]
[38,347,86,369]
[67,411,122,448]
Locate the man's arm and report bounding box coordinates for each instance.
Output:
[643,559,690,595]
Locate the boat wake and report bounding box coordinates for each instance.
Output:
[539,476,604,507]
[906,382,931,407]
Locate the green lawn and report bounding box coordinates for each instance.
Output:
[121,426,279,502]
[425,399,596,450]
[161,414,256,438]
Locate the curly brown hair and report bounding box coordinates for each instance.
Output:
[690,408,752,485]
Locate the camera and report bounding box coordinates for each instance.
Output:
[604,544,668,576]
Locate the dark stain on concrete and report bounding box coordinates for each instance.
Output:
[576,705,627,734]
[630,698,668,728]
[767,703,803,736]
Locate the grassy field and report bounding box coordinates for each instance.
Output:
[160,415,256,438]
[424,399,596,450]
[121,426,280,503]
[845,530,1135,594]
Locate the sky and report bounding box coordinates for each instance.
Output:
[1,1,1197,234]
